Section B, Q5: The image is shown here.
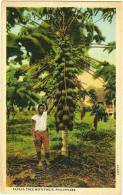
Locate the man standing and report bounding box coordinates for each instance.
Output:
[32,103,50,168]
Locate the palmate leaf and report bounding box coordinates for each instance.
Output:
[7,33,24,63]
[94,61,115,103]
[103,41,116,53]
[19,34,44,51]
[32,32,58,55]
[7,65,41,112]
[7,8,26,30]
[94,25,102,36]
[93,34,105,44]
[68,16,105,46]
[7,24,58,64]
[94,8,116,23]
[28,92,40,102]
[94,62,115,81]
[18,27,58,63]
[14,85,40,108]
[7,33,18,46]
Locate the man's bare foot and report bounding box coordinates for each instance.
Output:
[37,161,43,169]
[45,159,50,166]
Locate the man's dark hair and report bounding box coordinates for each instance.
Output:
[38,103,45,109]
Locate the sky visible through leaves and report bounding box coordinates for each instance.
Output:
[89,12,115,64]
[10,8,116,65]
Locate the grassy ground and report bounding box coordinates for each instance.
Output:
[6,110,115,188]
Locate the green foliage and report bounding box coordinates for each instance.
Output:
[91,103,107,121]
[7,27,58,64]
[88,89,97,102]
[6,7,116,132]
[94,61,116,103]
[7,110,115,187]
[103,41,116,53]
[91,103,108,130]
[7,66,41,117]
[7,7,112,64]
[7,110,115,154]
[7,33,24,64]
[7,8,27,30]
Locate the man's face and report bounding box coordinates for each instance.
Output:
[38,105,45,115]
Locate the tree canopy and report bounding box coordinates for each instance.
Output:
[7,7,116,131]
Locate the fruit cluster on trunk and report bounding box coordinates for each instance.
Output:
[53,37,77,131]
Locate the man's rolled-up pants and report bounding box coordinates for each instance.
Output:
[34,130,49,155]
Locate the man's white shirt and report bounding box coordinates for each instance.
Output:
[32,111,47,131]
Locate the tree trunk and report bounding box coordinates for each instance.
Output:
[81,107,86,120]
[61,130,68,156]
[93,115,98,130]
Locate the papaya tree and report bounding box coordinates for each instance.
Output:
[94,61,116,118]
[7,7,116,156]
[86,89,106,130]
[91,103,108,130]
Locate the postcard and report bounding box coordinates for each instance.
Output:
[0,1,122,194]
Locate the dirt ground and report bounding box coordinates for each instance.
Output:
[7,153,115,188]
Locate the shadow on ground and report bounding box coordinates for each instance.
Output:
[7,153,115,188]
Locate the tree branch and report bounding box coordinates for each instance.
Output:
[89,45,115,49]
[32,74,51,89]
[32,64,49,79]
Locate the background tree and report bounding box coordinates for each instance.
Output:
[94,61,116,118]
[91,102,108,130]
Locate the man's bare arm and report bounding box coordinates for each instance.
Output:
[46,99,55,114]
[32,119,36,138]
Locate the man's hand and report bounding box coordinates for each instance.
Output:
[32,119,35,140]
